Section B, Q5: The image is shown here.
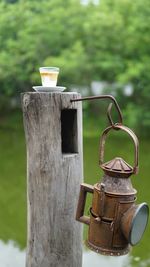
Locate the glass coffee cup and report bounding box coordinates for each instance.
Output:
[39,67,59,87]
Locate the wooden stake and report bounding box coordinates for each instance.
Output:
[22,92,83,267]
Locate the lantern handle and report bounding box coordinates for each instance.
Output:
[76,183,94,225]
[99,124,139,174]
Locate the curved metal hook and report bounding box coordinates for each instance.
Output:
[107,103,114,126]
[71,94,123,126]
[107,102,122,127]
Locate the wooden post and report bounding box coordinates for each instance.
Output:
[21,92,83,267]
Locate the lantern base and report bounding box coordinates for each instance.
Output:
[85,240,131,256]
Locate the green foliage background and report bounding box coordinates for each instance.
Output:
[0,0,150,136]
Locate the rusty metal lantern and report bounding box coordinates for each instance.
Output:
[76,123,149,256]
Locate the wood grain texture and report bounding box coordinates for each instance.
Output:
[21,92,83,267]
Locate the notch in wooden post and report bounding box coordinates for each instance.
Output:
[61,109,78,154]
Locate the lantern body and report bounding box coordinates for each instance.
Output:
[87,177,136,256]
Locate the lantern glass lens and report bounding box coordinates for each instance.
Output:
[130,203,149,245]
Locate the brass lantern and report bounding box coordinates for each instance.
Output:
[76,124,149,256]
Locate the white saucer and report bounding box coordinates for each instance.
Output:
[32,86,66,92]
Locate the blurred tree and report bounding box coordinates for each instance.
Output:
[0,0,150,135]
[4,0,18,3]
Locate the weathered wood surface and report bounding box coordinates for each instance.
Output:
[22,92,83,267]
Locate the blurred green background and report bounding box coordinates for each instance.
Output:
[0,0,150,136]
[0,0,150,266]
